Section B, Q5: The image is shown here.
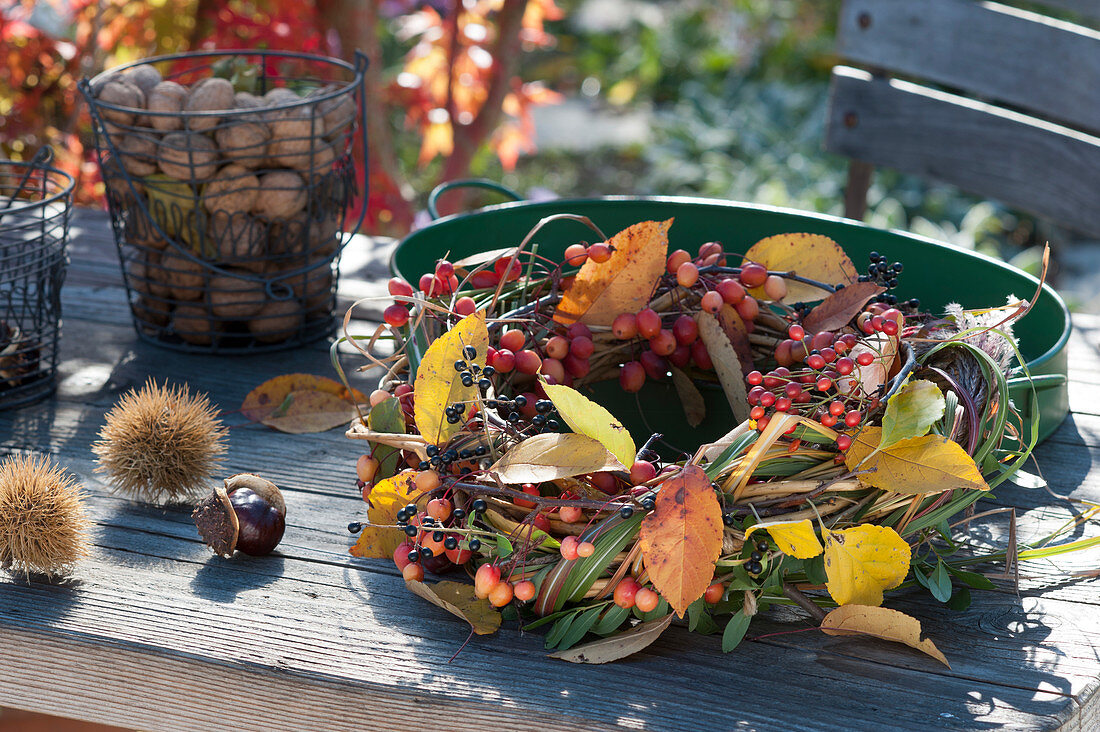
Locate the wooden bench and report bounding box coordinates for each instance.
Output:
[825,0,1100,233]
[2,209,1100,730]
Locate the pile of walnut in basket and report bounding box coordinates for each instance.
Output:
[93,64,356,347]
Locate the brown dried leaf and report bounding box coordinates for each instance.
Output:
[695,312,750,424]
[715,304,755,375]
[490,432,626,484]
[554,219,671,326]
[802,282,887,333]
[260,390,357,434]
[670,367,706,428]
[639,465,723,617]
[406,579,502,635]
[550,613,674,664]
[743,233,858,302]
[242,373,365,422]
[821,604,950,667]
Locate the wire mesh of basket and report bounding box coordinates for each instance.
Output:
[0,148,75,410]
[80,49,369,353]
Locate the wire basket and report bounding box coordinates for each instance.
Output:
[80,49,369,353]
[0,148,75,410]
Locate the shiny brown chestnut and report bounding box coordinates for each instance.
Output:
[192,473,286,557]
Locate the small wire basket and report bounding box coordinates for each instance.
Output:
[80,49,369,353]
[0,148,75,410]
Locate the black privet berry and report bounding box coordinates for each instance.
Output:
[750,551,763,562]
[454,360,467,372]
[463,345,477,360]
[461,374,474,388]
[408,550,420,563]
[620,506,635,519]
[546,419,560,431]
[723,512,736,526]
[404,525,418,537]
[426,445,439,457]
[348,522,363,533]
[478,378,492,391]
[868,251,880,262]
[474,446,487,456]
[459,449,472,459]
[396,508,409,522]
[405,503,418,515]
[444,536,458,550]
[640,497,656,511]
[468,538,482,551]
[482,365,496,377]
[447,413,461,424]
[418,460,430,471]
[471,499,487,513]
[746,560,763,574]
[452,508,466,520]
[755,539,769,553]
[536,399,553,413]
[532,415,547,427]
[432,530,445,542]
[419,547,434,559]
[513,395,528,408]
[507,412,520,423]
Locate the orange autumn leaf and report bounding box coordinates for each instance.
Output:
[743,233,858,303]
[242,374,365,422]
[260,390,357,434]
[639,464,723,617]
[554,219,671,327]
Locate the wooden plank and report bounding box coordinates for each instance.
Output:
[825,66,1100,235]
[837,0,1100,133]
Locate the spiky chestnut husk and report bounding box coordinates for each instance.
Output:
[193,473,286,557]
[92,379,227,505]
[0,454,90,577]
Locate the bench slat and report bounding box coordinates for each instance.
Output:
[837,0,1100,133]
[825,66,1100,235]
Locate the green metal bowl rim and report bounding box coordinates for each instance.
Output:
[393,194,1072,373]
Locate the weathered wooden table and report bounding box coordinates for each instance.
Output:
[2,209,1099,731]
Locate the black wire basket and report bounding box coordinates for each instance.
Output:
[80,49,369,353]
[0,148,74,410]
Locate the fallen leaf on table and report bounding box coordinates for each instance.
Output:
[550,613,674,663]
[802,282,886,333]
[670,367,706,427]
[824,524,910,606]
[242,373,365,422]
[745,518,823,559]
[413,311,489,446]
[349,471,420,559]
[639,465,723,617]
[406,580,502,635]
[877,379,945,449]
[820,604,950,667]
[554,219,671,327]
[743,233,858,302]
[490,432,626,484]
[845,427,988,494]
[260,390,357,434]
[696,311,750,424]
[543,381,636,466]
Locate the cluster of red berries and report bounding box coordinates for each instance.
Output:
[484,321,595,388]
[611,244,786,393]
[382,255,526,328]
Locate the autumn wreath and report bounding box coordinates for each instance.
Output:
[342,217,1042,664]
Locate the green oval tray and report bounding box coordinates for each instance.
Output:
[393,196,1070,449]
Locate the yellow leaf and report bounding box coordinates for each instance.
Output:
[639,465,724,617]
[742,233,858,302]
[413,311,489,445]
[406,580,502,635]
[489,432,626,484]
[554,219,671,326]
[260,390,356,434]
[349,471,420,559]
[745,519,823,559]
[824,524,911,606]
[845,427,989,494]
[242,373,364,422]
[820,605,950,667]
[542,382,636,466]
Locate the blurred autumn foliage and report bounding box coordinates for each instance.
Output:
[0,0,563,234]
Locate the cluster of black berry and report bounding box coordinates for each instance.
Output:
[416,443,487,473]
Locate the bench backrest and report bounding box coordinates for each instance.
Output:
[824,0,1100,235]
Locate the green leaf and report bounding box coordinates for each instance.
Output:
[593,604,632,636]
[805,554,827,586]
[945,564,995,590]
[946,586,972,611]
[919,560,953,602]
[544,611,580,649]
[556,605,606,650]
[496,534,513,558]
[686,598,720,635]
[878,380,946,450]
[560,514,643,608]
[722,608,751,652]
[367,397,405,480]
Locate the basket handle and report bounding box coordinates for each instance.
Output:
[426,179,523,220]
